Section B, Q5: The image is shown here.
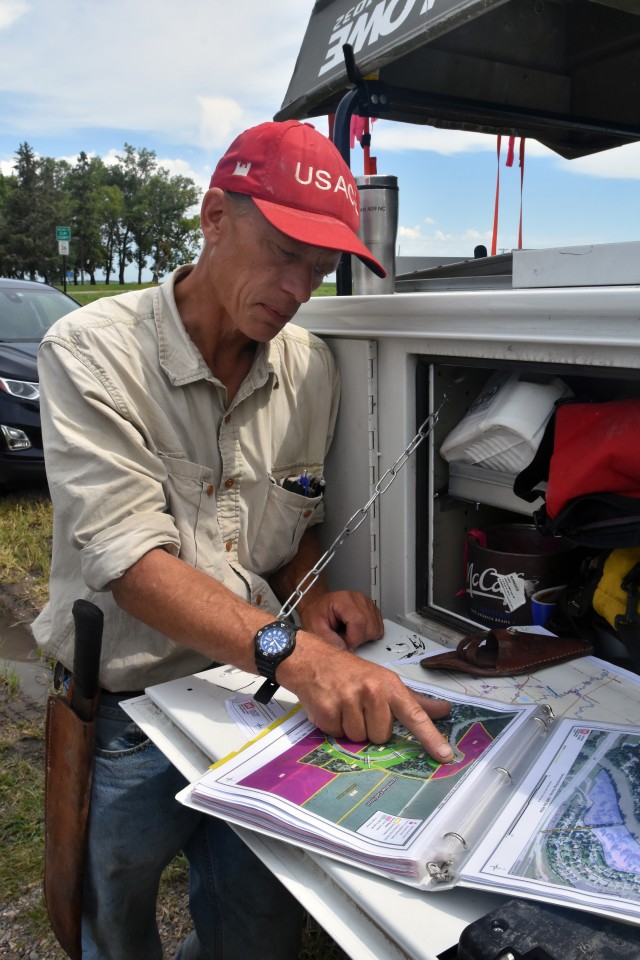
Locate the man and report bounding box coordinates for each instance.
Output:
[34,120,453,960]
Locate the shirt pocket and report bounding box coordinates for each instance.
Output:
[158,454,219,569]
[250,479,323,575]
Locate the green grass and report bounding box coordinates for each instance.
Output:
[57,280,337,305]
[0,712,47,903]
[0,663,21,695]
[56,280,155,306]
[0,489,52,611]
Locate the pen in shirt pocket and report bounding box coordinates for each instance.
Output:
[280,472,325,497]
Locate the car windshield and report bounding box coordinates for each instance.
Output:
[0,287,79,341]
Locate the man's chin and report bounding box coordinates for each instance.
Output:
[252,308,295,338]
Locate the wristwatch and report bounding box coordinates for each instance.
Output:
[254,620,298,704]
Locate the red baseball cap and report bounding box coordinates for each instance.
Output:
[209,120,386,278]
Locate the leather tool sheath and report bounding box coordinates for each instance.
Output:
[44,599,103,960]
[44,694,96,960]
[420,629,593,677]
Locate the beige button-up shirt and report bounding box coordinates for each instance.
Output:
[33,267,340,691]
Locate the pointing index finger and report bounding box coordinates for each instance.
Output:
[391,689,455,762]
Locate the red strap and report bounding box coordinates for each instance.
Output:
[457,528,489,596]
[349,116,377,174]
[492,136,526,254]
[362,117,372,175]
[491,135,501,257]
[517,138,526,250]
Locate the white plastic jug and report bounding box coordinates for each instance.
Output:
[440,372,571,473]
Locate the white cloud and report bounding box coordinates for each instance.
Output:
[371,120,640,183]
[396,219,493,259]
[462,228,488,241]
[554,142,640,180]
[373,123,552,158]
[0,0,313,146]
[0,1,28,29]
[198,98,247,153]
[374,123,492,156]
[398,225,422,241]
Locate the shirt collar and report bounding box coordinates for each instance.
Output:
[156,266,281,393]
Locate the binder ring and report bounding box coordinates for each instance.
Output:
[493,766,512,782]
[443,831,467,848]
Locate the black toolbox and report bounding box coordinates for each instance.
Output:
[457,898,640,959]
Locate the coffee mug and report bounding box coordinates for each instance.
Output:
[531,585,566,627]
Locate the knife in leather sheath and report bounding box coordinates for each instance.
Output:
[71,598,103,721]
[44,598,103,960]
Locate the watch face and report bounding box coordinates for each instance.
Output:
[258,625,292,658]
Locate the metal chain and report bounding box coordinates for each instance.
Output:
[278,400,445,619]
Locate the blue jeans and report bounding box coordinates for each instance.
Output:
[81,692,304,960]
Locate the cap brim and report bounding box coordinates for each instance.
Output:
[253,197,387,279]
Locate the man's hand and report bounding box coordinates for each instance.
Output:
[278,636,455,763]
[297,590,384,651]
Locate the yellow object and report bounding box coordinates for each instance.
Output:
[593,547,640,628]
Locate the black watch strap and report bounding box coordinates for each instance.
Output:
[253,620,298,705]
[254,678,280,705]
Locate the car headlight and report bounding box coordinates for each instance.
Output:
[0,378,40,400]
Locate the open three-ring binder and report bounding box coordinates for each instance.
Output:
[176,679,640,926]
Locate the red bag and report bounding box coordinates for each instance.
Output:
[546,400,640,518]
[514,399,640,547]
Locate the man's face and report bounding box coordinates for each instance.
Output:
[209,195,342,342]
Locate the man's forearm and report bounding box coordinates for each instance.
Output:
[111,546,454,761]
[110,547,274,673]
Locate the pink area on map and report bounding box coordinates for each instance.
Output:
[239,731,345,805]
[431,722,493,779]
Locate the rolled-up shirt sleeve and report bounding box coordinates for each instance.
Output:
[34,277,340,691]
[39,339,181,591]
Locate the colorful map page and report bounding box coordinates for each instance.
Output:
[238,702,515,844]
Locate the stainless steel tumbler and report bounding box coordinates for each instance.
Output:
[351,174,399,295]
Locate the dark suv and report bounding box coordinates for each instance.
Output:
[0,278,80,485]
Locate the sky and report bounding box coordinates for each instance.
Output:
[1,0,640,273]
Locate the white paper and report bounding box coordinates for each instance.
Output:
[225,692,288,738]
[461,719,640,924]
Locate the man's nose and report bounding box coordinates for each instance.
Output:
[281,265,315,304]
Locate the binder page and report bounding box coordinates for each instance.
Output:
[460,719,640,925]
[178,682,533,888]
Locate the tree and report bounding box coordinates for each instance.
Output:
[5,143,41,279]
[110,144,158,283]
[100,184,125,284]
[5,144,69,283]
[0,141,201,285]
[67,152,107,285]
[36,155,72,284]
[0,171,17,277]
[138,171,201,282]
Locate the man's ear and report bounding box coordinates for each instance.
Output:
[200,188,226,242]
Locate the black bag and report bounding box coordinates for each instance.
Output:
[545,550,640,675]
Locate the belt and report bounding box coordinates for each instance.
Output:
[53,662,143,700]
